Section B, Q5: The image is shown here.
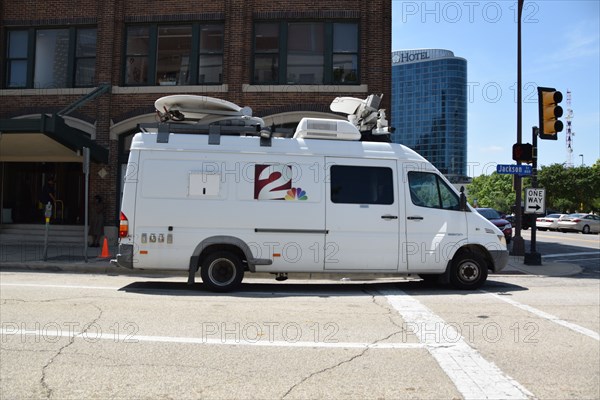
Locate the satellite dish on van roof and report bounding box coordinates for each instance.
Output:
[329,97,364,115]
[155,95,263,126]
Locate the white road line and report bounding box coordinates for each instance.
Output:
[485,292,600,341]
[382,289,533,400]
[0,283,119,290]
[0,328,424,350]
[550,257,600,262]
[543,251,600,258]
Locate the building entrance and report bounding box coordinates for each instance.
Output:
[0,162,84,225]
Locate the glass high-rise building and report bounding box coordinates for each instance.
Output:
[391,49,467,181]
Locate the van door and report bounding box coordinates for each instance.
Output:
[325,158,399,270]
[403,166,467,271]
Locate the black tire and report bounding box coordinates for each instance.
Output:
[449,250,488,290]
[418,274,441,284]
[200,251,244,292]
[582,225,590,234]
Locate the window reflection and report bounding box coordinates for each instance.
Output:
[125,26,149,85]
[156,25,192,86]
[287,23,324,84]
[34,29,69,88]
[6,31,28,87]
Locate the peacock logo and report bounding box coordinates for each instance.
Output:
[285,187,308,201]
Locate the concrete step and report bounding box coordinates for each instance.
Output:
[0,224,86,244]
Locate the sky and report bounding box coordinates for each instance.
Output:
[391,0,600,176]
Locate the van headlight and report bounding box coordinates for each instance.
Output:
[498,235,506,245]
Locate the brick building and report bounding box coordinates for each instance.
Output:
[0,0,391,238]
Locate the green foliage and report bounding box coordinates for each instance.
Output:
[467,161,600,214]
[537,161,600,213]
[467,173,524,213]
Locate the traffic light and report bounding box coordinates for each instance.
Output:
[537,86,563,140]
[512,143,533,163]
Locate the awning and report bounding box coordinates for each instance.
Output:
[0,114,108,163]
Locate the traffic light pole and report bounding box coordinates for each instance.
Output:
[512,0,526,256]
[524,127,541,265]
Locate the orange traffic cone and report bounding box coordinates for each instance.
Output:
[99,237,110,259]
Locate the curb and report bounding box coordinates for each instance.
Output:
[505,260,583,277]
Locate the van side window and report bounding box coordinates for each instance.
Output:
[408,171,459,210]
[331,166,393,205]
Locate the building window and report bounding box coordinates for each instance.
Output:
[75,28,97,87]
[125,26,150,85]
[124,23,224,86]
[35,29,69,88]
[157,25,192,85]
[4,27,96,89]
[253,23,279,84]
[199,24,224,84]
[287,23,324,84]
[253,21,359,85]
[331,166,393,205]
[332,23,358,84]
[6,31,28,88]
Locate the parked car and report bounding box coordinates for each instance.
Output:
[557,213,600,234]
[505,212,534,230]
[475,208,512,243]
[536,214,567,231]
[507,209,558,230]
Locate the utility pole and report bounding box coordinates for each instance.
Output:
[524,127,541,265]
[512,0,526,256]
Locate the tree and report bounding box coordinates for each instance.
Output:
[467,173,525,213]
[467,161,600,214]
[537,161,600,213]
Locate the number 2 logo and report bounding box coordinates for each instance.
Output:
[254,164,292,200]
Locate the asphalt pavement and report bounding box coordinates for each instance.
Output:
[0,242,582,278]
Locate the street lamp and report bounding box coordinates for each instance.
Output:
[579,154,584,166]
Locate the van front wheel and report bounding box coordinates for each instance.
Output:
[201,251,244,292]
[449,251,488,290]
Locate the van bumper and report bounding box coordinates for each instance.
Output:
[490,249,509,273]
[113,244,134,269]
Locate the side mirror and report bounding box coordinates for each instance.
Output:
[459,186,467,211]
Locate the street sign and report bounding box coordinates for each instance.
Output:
[496,164,532,175]
[524,187,546,214]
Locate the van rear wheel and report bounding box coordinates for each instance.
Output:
[449,250,488,290]
[201,251,244,292]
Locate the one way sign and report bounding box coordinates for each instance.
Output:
[525,188,546,214]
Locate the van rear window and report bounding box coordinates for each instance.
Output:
[330,165,393,205]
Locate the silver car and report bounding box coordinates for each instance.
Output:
[536,213,566,231]
[557,213,600,234]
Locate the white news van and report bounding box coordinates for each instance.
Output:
[114,95,508,291]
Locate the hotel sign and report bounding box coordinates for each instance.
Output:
[393,51,431,64]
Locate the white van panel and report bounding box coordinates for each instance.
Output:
[403,164,468,272]
[325,157,401,271]
[132,150,326,271]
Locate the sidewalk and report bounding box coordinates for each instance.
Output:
[0,242,582,278]
[0,242,133,275]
